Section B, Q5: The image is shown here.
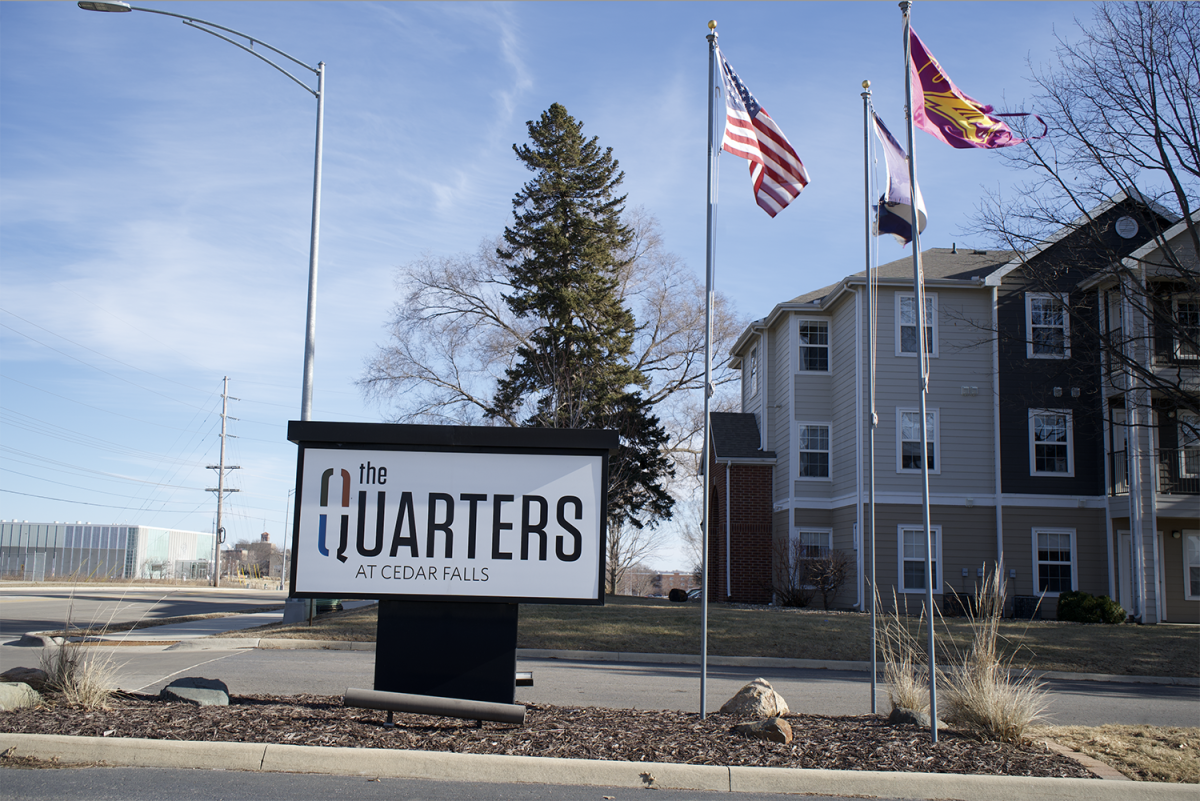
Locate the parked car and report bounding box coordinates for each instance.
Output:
[687,588,701,601]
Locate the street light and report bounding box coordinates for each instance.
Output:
[78,1,325,422]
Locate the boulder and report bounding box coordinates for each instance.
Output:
[160,676,230,706]
[732,716,793,744]
[888,706,948,730]
[0,667,49,692]
[0,682,42,711]
[719,678,789,718]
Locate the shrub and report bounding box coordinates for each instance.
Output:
[940,561,1048,743]
[768,537,814,608]
[877,589,930,713]
[1056,590,1126,624]
[804,551,850,611]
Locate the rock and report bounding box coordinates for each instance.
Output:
[160,676,230,706]
[0,667,49,691]
[888,706,948,730]
[0,682,42,711]
[732,716,793,744]
[720,678,790,718]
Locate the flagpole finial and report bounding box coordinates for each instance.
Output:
[862,80,871,90]
[708,19,717,30]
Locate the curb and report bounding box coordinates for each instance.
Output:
[0,733,1191,799]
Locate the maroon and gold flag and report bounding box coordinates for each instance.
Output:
[909,28,1043,149]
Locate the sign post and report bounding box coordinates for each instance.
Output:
[288,422,615,704]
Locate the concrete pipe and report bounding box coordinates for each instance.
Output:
[343,687,526,725]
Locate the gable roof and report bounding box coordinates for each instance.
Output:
[731,247,1011,359]
[710,412,775,461]
[983,189,1182,286]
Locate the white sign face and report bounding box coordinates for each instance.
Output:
[292,448,605,602]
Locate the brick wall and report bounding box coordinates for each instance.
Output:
[706,459,774,604]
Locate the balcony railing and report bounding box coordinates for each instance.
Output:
[1110,448,1200,496]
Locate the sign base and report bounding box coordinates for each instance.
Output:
[374,599,518,704]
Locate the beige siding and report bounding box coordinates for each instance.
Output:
[769,319,791,503]
[870,287,996,498]
[1000,506,1109,604]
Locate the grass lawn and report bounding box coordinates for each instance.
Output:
[218,595,1199,678]
[1030,725,1200,783]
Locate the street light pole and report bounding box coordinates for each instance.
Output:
[78,1,324,421]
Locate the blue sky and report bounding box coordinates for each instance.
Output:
[1,1,1090,570]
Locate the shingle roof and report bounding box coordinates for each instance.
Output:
[786,247,1014,305]
[710,413,775,460]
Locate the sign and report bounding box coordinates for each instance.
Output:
[288,422,614,604]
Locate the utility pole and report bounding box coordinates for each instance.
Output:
[207,376,240,587]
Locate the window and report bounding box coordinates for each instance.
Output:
[896,293,937,357]
[746,345,759,397]
[1175,298,1199,360]
[1180,413,1199,479]
[898,526,940,593]
[1026,293,1070,358]
[790,528,832,586]
[797,319,830,372]
[897,408,939,473]
[796,424,830,479]
[1185,532,1200,601]
[1030,409,1074,476]
[1033,528,1075,595]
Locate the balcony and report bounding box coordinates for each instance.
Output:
[1110,448,1200,496]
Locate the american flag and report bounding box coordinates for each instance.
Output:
[718,51,809,217]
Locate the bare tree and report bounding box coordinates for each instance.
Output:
[805,550,850,611]
[969,2,1199,426]
[360,208,743,428]
[768,537,815,608]
[360,209,747,576]
[605,523,666,596]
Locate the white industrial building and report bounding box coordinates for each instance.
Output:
[0,521,214,582]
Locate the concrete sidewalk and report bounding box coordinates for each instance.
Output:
[1,732,1191,800]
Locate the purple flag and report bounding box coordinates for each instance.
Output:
[872,113,927,245]
[909,28,1044,149]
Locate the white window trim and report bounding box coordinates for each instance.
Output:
[1173,296,1199,360]
[1029,408,1075,478]
[895,292,938,358]
[795,316,831,374]
[1184,531,1200,601]
[1179,412,1199,479]
[746,345,759,398]
[794,421,832,482]
[897,525,942,595]
[895,407,941,475]
[790,527,833,588]
[1026,292,1071,359]
[1032,527,1077,597]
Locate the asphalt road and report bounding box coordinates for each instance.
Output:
[0,586,287,640]
[2,585,1196,728]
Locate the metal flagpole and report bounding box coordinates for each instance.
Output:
[700,19,721,720]
[861,81,879,715]
[899,0,937,742]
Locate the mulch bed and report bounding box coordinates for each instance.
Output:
[1,693,1094,778]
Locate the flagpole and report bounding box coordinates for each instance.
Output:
[700,19,720,721]
[900,0,937,743]
[862,80,879,716]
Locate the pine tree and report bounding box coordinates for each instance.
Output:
[490,103,674,532]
